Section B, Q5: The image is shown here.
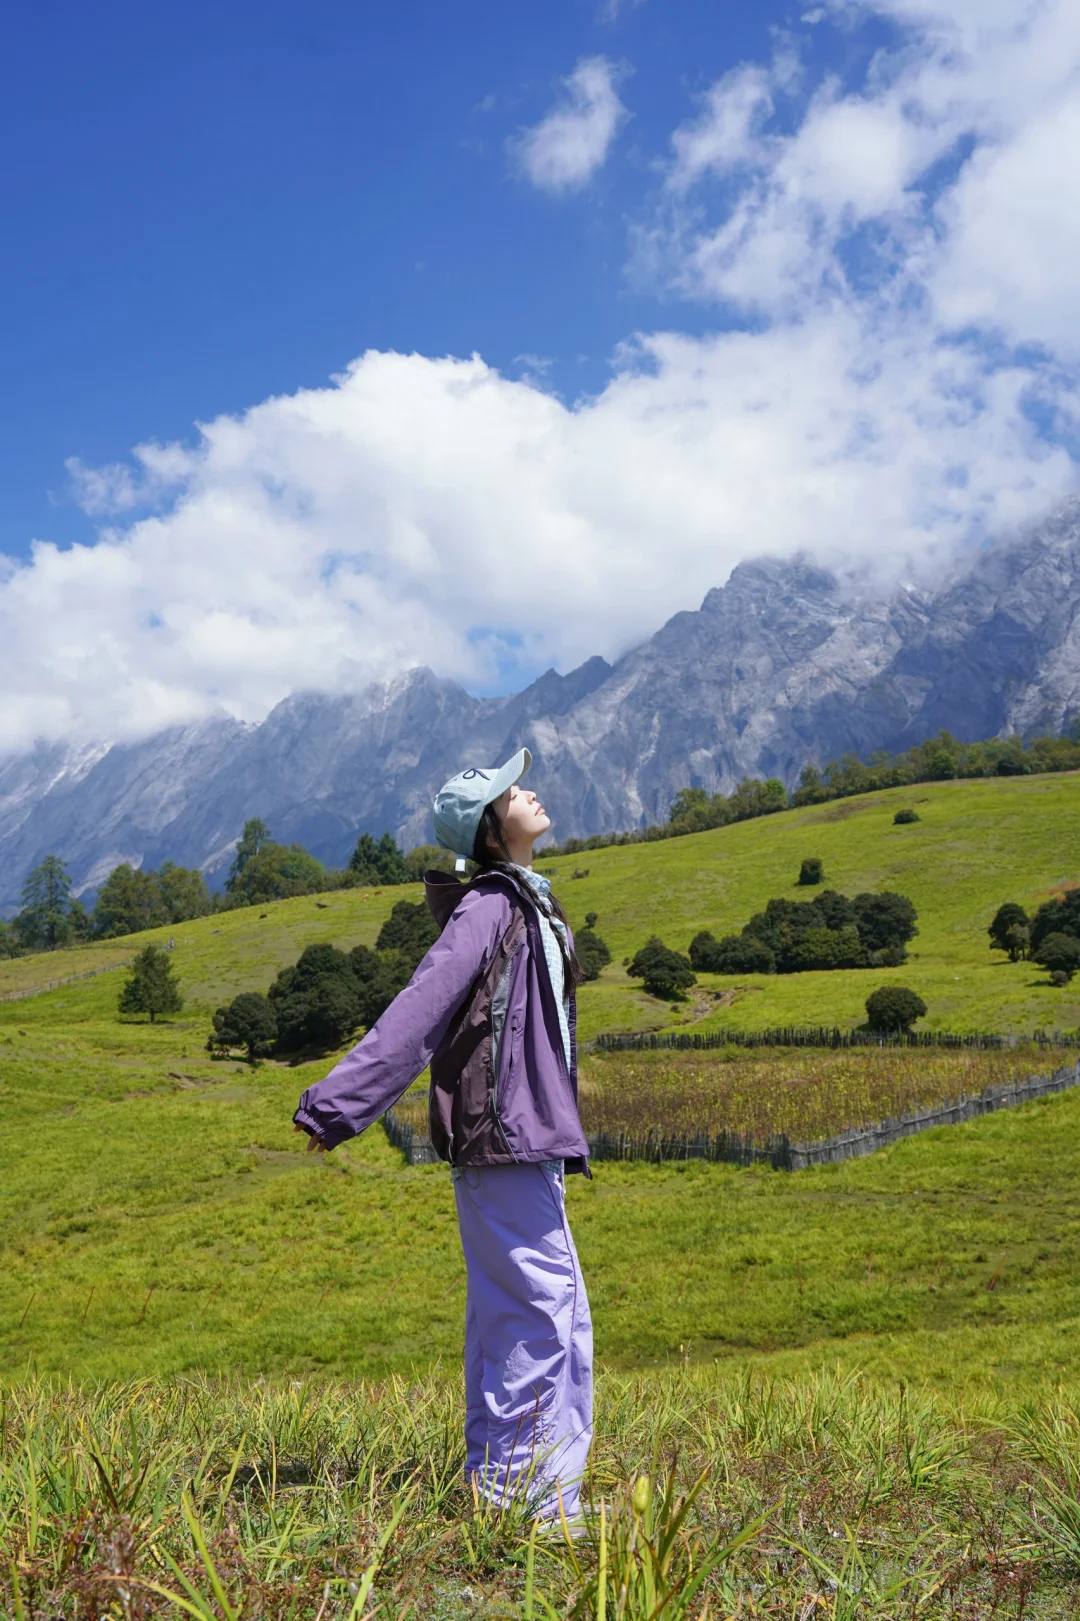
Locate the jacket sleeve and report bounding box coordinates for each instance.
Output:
[293,887,509,1149]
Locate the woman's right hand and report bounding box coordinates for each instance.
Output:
[294,1121,326,1153]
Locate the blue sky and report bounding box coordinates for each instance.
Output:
[3,0,894,559]
[2,0,1078,748]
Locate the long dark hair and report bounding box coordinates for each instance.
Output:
[472,803,584,987]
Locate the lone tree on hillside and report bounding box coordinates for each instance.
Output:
[798,858,824,886]
[893,808,920,825]
[988,902,1031,962]
[16,855,78,951]
[865,986,927,1034]
[118,944,184,1023]
[1033,933,1080,983]
[627,937,696,1000]
[209,991,278,1060]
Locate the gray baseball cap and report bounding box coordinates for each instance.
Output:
[433,748,532,858]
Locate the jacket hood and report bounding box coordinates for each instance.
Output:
[424,866,532,931]
[424,870,468,930]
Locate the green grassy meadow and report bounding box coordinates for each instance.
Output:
[1,771,1079,1391]
[3,775,1080,1614]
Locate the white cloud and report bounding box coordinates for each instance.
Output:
[3,0,1080,758]
[0,322,1074,755]
[598,0,645,21]
[510,57,628,193]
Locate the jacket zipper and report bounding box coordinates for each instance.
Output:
[491,945,523,1161]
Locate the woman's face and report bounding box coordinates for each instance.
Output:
[492,783,551,856]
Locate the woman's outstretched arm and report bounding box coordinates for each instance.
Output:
[292,886,509,1149]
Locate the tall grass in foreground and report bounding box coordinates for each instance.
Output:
[3,1366,1080,1617]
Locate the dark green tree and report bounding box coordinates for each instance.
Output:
[0,921,21,959]
[988,902,1030,962]
[627,937,696,999]
[893,809,920,824]
[209,992,278,1059]
[375,900,439,965]
[865,986,927,1033]
[157,861,213,922]
[798,857,824,886]
[225,841,325,907]
[1030,890,1080,952]
[690,931,776,974]
[16,855,76,951]
[375,832,407,885]
[91,863,165,938]
[269,943,362,1051]
[226,819,272,891]
[576,926,611,982]
[789,924,865,971]
[349,831,409,886]
[348,833,382,883]
[357,951,413,1028]
[927,750,957,780]
[1033,933,1080,982]
[850,892,919,956]
[402,844,457,882]
[118,944,183,1022]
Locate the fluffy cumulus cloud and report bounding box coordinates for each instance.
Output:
[2,0,1079,755]
[510,56,628,192]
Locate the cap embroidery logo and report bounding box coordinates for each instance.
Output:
[462,768,489,780]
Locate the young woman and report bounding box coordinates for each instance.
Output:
[293,748,593,1524]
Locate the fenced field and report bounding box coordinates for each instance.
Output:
[578,1043,1074,1144]
[387,1043,1078,1167]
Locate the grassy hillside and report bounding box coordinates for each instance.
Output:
[538,769,1080,1037]
[1,771,1079,1387]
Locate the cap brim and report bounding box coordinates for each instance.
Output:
[482,747,531,809]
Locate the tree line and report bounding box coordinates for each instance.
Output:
[0,820,457,955]
[536,722,1080,860]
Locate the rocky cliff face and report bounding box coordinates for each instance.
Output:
[2,501,1078,910]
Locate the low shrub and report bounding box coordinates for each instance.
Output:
[893,808,920,824]
[208,991,278,1060]
[628,936,697,999]
[865,985,927,1033]
[798,857,824,885]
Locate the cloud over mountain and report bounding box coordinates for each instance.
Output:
[1,0,1078,757]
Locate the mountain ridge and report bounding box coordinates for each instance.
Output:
[2,499,1079,909]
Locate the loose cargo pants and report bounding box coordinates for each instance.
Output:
[452,1161,593,1519]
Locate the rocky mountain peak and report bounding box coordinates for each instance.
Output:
[1,501,1079,911]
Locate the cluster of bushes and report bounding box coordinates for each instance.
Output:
[989,890,1080,984]
[536,723,1080,861]
[690,890,918,976]
[89,860,213,937]
[220,820,457,909]
[209,900,439,1059]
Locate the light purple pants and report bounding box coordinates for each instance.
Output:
[453,1161,593,1519]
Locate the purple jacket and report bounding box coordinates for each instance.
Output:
[293,869,591,1173]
